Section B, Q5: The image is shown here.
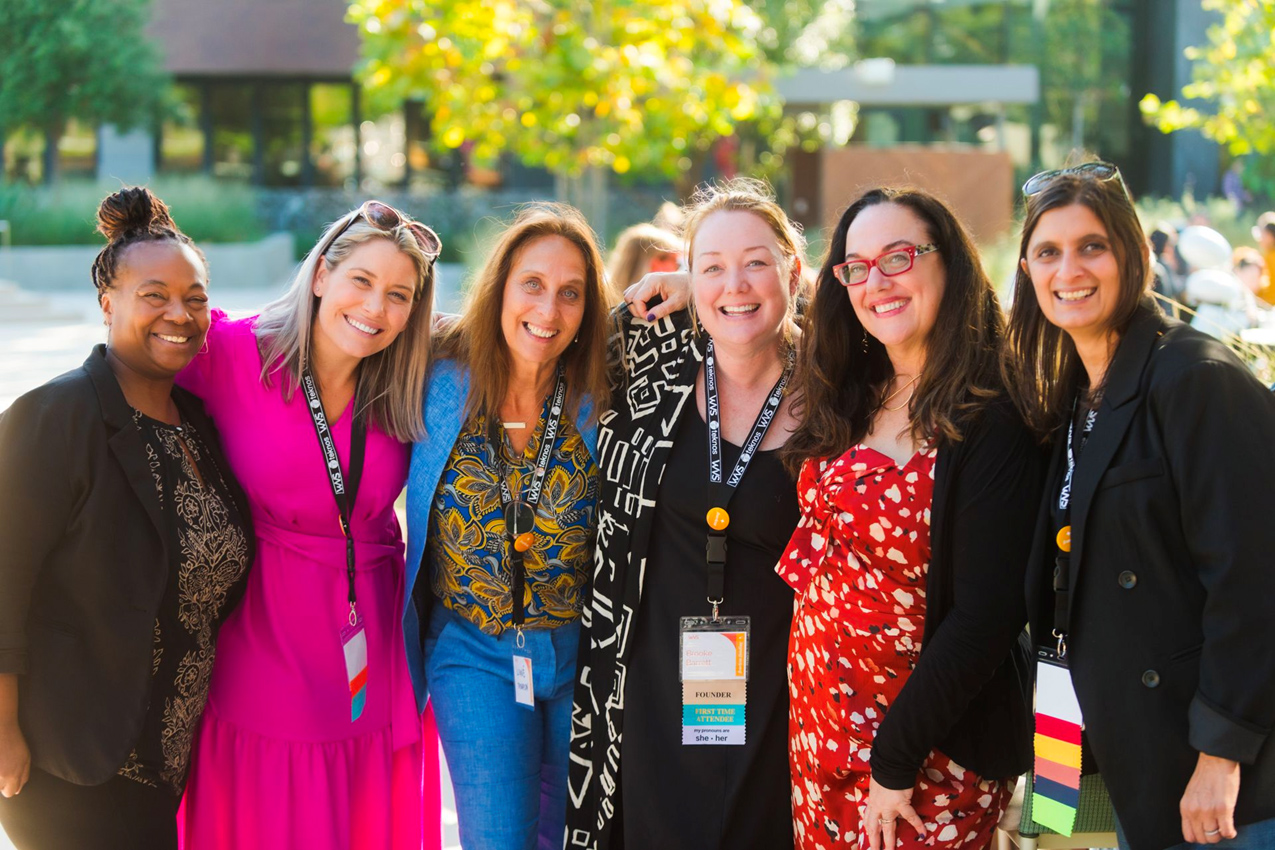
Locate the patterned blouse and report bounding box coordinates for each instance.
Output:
[116,409,251,794]
[429,405,598,636]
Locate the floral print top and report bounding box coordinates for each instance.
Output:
[429,403,597,636]
[117,409,251,794]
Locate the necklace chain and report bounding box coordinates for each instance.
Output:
[879,374,920,412]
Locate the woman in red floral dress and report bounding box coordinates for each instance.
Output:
[780,188,1045,850]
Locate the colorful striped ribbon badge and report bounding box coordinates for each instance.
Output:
[1032,659,1083,835]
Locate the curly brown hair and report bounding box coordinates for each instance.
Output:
[91,187,206,303]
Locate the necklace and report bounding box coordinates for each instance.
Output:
[879,374,920,412]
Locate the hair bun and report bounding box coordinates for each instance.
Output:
[95,187,177,242]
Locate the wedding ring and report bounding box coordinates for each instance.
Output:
[1205,829,1221,836]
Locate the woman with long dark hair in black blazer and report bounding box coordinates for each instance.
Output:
[0,188,253,849]
[1005,163,1275,850]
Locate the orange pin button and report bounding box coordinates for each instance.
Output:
[1056,525,1071,553]
[706,507,730,531]
[514,532,536,552]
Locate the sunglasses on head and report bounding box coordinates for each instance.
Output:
[1022,161,1126,198]
[319,200,443,265]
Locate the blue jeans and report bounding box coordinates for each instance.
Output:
[425,603,579,850]
[1117,815,1275,850]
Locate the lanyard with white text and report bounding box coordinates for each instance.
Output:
[703,338,793,620]
[1051,396,1097,654]
[498,366,567,639]
[301,370,367,623]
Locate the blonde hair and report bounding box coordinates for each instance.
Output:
[606,223,680,301]
[434,203,610,423]
[255,213,437,441]
[682,177,808,338]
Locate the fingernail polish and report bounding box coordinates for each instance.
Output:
[646,312,656,322]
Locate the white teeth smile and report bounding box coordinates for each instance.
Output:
[345,315,381,334]
[721,304,759,315]
[1056,289,1097,302]
[156,334,190,344]
[524,323,559,339]
[872,299,908,314]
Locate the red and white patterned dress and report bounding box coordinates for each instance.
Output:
[779,444,1012,850]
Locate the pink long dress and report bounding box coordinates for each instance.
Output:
[176,311,441,850]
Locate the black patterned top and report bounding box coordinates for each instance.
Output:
[116,409,251,794]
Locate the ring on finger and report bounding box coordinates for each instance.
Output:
[1204,829,1221,837]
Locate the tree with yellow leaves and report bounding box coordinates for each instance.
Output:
[347,0,781,228]
[1140,0,1275,199]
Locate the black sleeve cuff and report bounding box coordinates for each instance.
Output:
[0,648,29,677]
[1189,692,1269,764]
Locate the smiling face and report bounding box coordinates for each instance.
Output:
[311,236,418,363]
[499,234,587,370]
[101,240,210,379]
[1022,203,1122,343]
[843,202,944,366]
[691,209,797,353]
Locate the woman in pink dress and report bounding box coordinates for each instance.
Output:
[177,202,444,849]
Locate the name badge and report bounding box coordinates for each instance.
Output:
[513,654,535,709]
[1032,649,1084,836]
[679,616,749,745]
[340,614,368,722]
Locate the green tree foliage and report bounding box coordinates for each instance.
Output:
[0,0,170,181]
[1140,0,1275,197]
[347,0,781,184]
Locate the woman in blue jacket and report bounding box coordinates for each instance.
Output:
[403,203,610,850]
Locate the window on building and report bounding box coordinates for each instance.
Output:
[311,83,355,187]
[159,83,206,175]
[57,119,97,179]
[207,83,254,181]
[261,83,306,186]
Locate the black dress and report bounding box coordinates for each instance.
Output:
[618,403,798,850]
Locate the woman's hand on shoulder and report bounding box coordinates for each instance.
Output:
[0,720,30,798]
[624,271,690,323]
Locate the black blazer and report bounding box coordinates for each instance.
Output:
[1026,302,1275,850]
[0,346,253,785]
[870,393,1044,788]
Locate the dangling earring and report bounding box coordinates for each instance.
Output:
[574,332,580,344]
[861,329,869,353]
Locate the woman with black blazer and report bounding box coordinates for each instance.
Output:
[778,187,1043,850]
[1005,162,1275,850]
[0,188,253,849]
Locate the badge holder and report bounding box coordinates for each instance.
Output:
[506,499,537,710]
[679,615,749,745]
[341,608,368,721]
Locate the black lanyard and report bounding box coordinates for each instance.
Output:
[1051,396,1097,650]
[301,370,367,624]
[497,367,567,633]
[704,338,793,619]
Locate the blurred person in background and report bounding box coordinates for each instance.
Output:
[605,222,681,301]
[1250,212,1275,306]
[0,188,253,849]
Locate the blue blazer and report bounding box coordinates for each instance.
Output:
[402,358,598,711]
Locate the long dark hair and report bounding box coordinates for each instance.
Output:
[782,187,1004,474]
[1002,172,1150,437]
